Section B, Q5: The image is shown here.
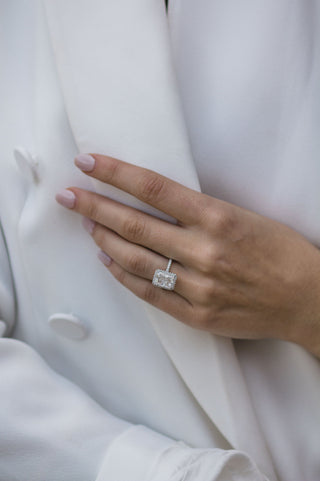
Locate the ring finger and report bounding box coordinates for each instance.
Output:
[84,217,196,301]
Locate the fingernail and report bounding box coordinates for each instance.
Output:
[82,216,96,234]
[55,189,76,209]
[97,250,112,266]
[74,153,95,172]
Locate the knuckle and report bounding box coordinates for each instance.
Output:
[194,278,217,305]
[213,208,237,235]
[194,197,214,226]
[189,307,212,330]
[86,199,99,220]
[114,268,126,286]
[138,172,167,204]
[196,306,222,331]
[123,217,146,242]
[105,156,121,183]
[143,283,160,304]
[126,253,147,275]
[92,225,104,246]
[197,243,220,274]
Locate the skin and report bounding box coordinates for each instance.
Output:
[56,153,320,358]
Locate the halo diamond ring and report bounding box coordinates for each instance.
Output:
[152,258,177,291]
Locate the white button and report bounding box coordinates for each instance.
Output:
[0,320,6,337]
[14,147,40,183]
[48,313,89,340]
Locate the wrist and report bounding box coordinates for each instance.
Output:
[288,249,320,358]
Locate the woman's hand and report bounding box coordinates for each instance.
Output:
[56,153,320,357]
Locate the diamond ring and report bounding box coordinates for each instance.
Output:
[152,258,177,291]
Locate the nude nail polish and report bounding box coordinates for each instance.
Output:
[74,154,95,172]
[97,250,112,266]
[55,189,76,209]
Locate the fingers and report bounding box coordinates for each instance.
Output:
[74,153,210,226]
[85,218,198,301]
[97,248,193,322]
[61,187,197,266]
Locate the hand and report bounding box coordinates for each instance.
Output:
[56,153,320,357]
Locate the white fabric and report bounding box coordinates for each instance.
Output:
[0,224,15,335]
[169,0,320,245]
[169,3,320,480]
[0,0,319,480]
[98,426,268,481]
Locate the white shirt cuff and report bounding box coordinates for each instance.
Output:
[96,424,185,481]
[96,424,270,481]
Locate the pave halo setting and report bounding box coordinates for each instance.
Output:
[152,258,177,291]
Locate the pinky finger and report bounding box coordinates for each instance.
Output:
[97,250,193,322]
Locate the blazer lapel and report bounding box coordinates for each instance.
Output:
[44,1,276,477]
[43,0,199,220]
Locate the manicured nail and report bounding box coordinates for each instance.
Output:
[55,189,76,209]
[82,216,96,234]
[97,250,112,267]
[74,153,95,172]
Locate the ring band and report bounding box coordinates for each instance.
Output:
[152,258,177,291]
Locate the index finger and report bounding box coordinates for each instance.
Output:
[74,153,208,225]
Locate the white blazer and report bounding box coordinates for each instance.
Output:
[0,1,319,480]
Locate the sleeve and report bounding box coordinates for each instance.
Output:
[0,226,270,481]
